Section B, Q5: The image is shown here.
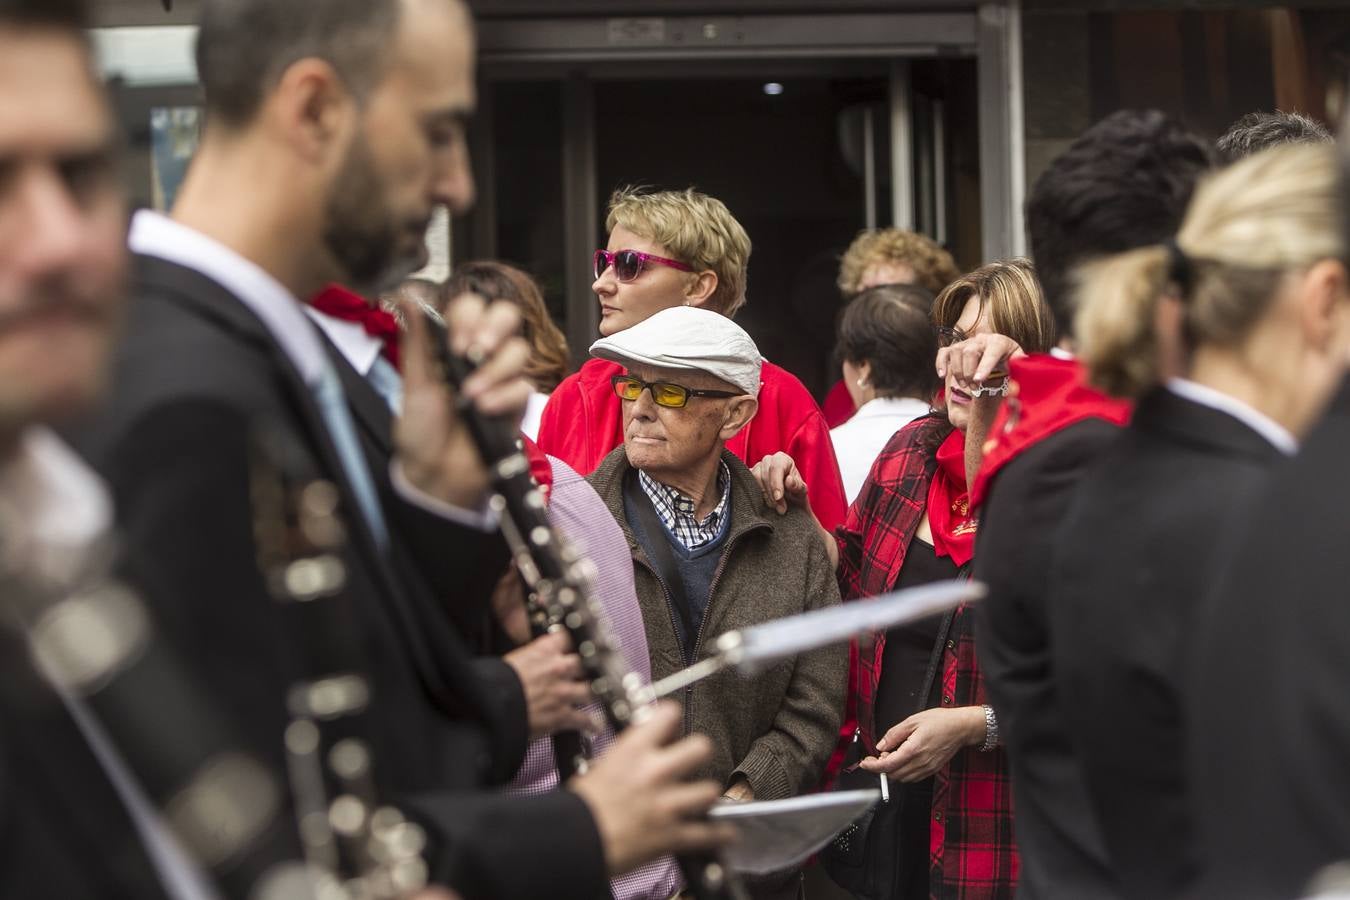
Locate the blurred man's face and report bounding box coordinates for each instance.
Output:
[322,0,476,294]
[0,27,126,434]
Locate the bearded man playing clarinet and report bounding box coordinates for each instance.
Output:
[586,306,848,900]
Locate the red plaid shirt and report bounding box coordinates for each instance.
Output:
[836,415,1018,900]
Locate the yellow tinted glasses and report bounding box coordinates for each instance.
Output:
[610,374,739,409]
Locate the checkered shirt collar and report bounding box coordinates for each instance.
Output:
[636,460,731,551]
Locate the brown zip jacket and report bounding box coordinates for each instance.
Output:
[589,447,847,800]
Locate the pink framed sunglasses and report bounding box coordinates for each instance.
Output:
[593,248,693,283]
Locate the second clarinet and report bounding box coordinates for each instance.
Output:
[422,310,748,900]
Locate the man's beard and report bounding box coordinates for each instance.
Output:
[320,133,427,295]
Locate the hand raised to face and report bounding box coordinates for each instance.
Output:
[395,292,532,508]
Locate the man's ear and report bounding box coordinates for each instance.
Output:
[1297,258,1350,355]
[684,270,719,308]
[265,57,357,166]
[720,395,759,441]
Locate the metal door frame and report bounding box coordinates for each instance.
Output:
[472,7,1024,349]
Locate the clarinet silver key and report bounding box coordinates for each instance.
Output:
[252,428,429,900]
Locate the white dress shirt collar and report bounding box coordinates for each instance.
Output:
[304,306,383,377]
[851,396,931,423]
[0,428,110,588]
[128,210,328,387]
[1166,377,1298,456]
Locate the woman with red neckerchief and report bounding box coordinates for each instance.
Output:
[754,260,1054,899]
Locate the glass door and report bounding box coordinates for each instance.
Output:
[462,56,979,398]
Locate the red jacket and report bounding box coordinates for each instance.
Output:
[536,357,848,533]
[822,378,857,428]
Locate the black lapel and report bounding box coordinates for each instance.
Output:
[1136,388,1286,465]
[132,254,456,708]
[132,253,275,348]
[318,333,395,457]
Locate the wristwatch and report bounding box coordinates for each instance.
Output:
[979,704,1000,752]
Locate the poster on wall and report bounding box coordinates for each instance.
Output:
[150,106,201,212]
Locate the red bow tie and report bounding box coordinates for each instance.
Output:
[309,284,401,369]
[521,434,554,502]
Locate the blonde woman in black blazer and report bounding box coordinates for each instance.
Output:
[1043,142,1350,900]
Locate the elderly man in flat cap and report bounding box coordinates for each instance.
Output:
[586,306,847,896]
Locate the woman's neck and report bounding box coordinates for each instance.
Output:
[1185,344,1321,439]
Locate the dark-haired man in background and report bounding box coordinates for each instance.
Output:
[953,110,1212,898]
[74,0,731,897]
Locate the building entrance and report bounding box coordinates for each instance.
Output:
[463,10,992,398]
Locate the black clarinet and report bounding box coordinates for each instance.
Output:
[0,535,304,898]
[249,425,430,899]
[1,429,431,900]
[421,315,588,782]
[424,311,748,900]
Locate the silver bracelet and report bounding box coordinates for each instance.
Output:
[969,381,1010,399]
[979,704,999,752]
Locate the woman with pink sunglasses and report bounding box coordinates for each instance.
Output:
[536,185,847,533]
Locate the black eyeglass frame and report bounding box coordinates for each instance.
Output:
[610,373,741,409]
[935,324,969,347]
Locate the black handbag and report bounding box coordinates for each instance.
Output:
[818,733,904,899]
[820,607,956,899]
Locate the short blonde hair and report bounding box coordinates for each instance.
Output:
[1076,142,1344,398]
[605,186,752,318]
[837,228,960,297]
[932,258,1056,354]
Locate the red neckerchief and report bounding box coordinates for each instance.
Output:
[309,284,401,369]
[970,354,1133,510]
[927,428,977,567]
[520,435,553,504]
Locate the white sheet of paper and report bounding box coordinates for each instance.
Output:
[734,579,984,673]
[707,789,881,875]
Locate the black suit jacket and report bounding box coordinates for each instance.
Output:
[0,624,169,900]
[974,417,1123,900]
[74,254,607,900]
[1188,377,1350,900]
[1048,389,1283,900]
[321,333,528,777]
